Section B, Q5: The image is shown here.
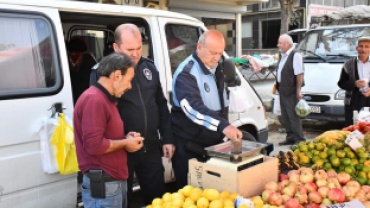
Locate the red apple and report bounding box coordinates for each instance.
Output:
[265,181,279,192]
[328,188,346,203]
[282,186,296,197]
[308,191,322,204]
[337,172,351,185]
[290,174,300,183]
[300,172,314,184]
[285,198,300,208]
[318,186,330,198]
[346,181,361,189]
[281,195,291,203]
[327,170,337,178]
[280,174,289,182]
[363,201,370,208]
[305,182,317,193]
[294,192,308,204]
[362,186,370,194]
[299,167,314,175]
[288,170,300,178]
[262,189,275,202]
[321,198,332,206]
[316,179,328,188]
[298,184,308,194]
[314,169,328,181]
[288,182,298,191]
[327,178,341,189]
[269,192,283,206]
[303,202,317,208]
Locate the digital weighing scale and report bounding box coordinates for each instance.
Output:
[204,140,268,171]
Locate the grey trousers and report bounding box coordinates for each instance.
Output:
[280,93,305,142]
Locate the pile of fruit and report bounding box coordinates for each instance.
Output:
[343,121,370,134]
[314,130,350,143]
[146,185,242,208]
[291,139,370,185]
[255,167,370,207]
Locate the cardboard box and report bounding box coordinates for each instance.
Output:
[188,156,278,197]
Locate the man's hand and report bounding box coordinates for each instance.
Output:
[363,88,370,97]
[356,80,367,88]
[162,144,175,162]
[127,131,141,139]
[124,137,144,152]
[296,92,303,101]
[223,125,243,140]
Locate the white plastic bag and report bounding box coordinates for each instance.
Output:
[273,96,281,116]
[37,114,60,174]
[358,107,370,123]
[295,99,311,117]
[229,87,254,113]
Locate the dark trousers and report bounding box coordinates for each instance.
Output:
[345,105,355,127]
[280,93,305,142]
[127,147,165,207]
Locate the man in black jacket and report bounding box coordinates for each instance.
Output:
[338,37,370,126]
[92,24,174,206]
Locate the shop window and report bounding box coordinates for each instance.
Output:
[261,0,280,10]
[165,24,200,75]
[0,14,61,99]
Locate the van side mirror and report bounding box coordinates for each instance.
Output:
[223,58,241,87]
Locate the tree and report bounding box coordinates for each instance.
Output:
[279,0,299,34]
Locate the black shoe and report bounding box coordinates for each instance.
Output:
[278,140,296,146]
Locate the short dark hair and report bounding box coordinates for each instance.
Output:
[97,53,134,77]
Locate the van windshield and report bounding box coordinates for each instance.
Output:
[297,27,370,62]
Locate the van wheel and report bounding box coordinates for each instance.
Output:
[241,131,256,141]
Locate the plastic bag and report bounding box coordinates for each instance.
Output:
[229,87,254,113]
[295,99,311,117]
[38,114,59,174]
[273,96,281,116]
[50,113,79,175]
[358,107,370,123]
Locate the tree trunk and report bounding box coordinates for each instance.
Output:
[279,0,299,35]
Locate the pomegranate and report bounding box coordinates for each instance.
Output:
[285,198,300,208]
[314,169,328,181]
[328,188,345,203]
[281,195,291,203]
[298,185,308,194]
[300,172,314,184]
[288,182,298,191]
[279,174,289,182]
[288,170,300,178]
[318,186,330,198]
[327,178,341,189]
[262,189,275,202]
[294,192,308,204]
[282,186,296,197]
[363,201,370,208]
[308,191,322,204]
[265,181,279,192]
[305,182,317,193]
[346,181,361,189]
[320,198,332,206]
[327,169,337,178]
[316,178,328,188]
[268,192,283,206]
[337,172,351,185]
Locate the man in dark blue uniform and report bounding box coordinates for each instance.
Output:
[171,30,243,189]
[91,24,174,206]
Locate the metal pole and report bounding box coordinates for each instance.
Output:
[236,13,242,57]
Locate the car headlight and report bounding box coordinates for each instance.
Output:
[335,89,346,100]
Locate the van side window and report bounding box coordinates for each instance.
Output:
[165,24,199,75]
[0,15,60,98]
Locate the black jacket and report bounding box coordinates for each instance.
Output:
[91,57,174,152]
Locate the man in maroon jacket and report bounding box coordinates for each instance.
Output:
[74,53,144,208]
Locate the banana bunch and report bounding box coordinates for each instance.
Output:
[275,151,300,173]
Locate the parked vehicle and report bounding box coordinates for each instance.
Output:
[0,0,268,207]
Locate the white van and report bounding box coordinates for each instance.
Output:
[0,0,268,207]
[296,25,370,122]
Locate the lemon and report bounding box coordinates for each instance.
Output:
[183,200,195,208]
[152,205,161,208]
[172,198,184,207]
[209,200,223,208]
[190,188,203,201]
[188,205,198,208]
[172,193,185,201]
[162,193,172,202]
[237,205,249,208]
[197,197,210,208]
[164,202,172,208]
[205,189,219,201]
[229,193,239,202]
[183,185,194,197]
[152,198,163,206]
[223,198,234,207]
[220,190,230,199]
[146,205,153,208]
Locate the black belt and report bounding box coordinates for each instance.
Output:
[84,172,118,182]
